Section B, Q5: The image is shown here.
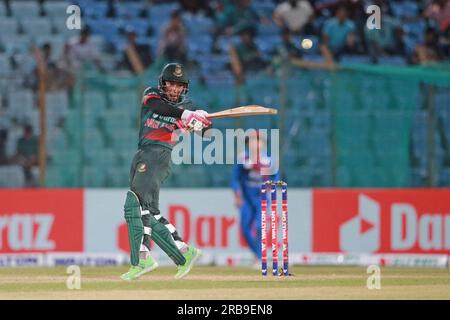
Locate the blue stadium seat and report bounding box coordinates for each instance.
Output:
[338,152,376,170]
[47,91,69,113]
[118,148,135,167]
[0,18,19,35]
[258,23,279,37]
[116,3,144,19]
[402,36,418,56]
[373,112,407,135]
[377,56,406,66]
[84,129,105,150]
[184,15,214,36]
[47,163,76,187]
[217,35,240,53]
[105,165,129,187]
[436,93,450,113]
[0,165,25,187]
[90,18,121,40]
[122,18,151,37]
[8,90,35,122]
[311,112,331,132]
[47,128,68,154]
[336,166,351,187]
[0,2,6,17]
[21,18,53,37]
[303,132,331,157]
[255,35,279,55]
[0,54,11,76]
[110,129,137,149]
[392,2,419,20]
[340,55,371,64]
[83,165,107,188]
[1,34,31,54]
[44,1,71,17]
[403,21,425,42]
[187,39,211,56]
[83,91,107,111]
[151,2,180,17]
[83,2,108,19]
[252,1,275,17]
[410,167,426,186]
[109,91,139,111]
[104,112,129,135]
[439,169,450,187]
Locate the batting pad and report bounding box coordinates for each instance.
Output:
[148,214,186,266]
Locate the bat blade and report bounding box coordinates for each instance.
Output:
[207,105,278,119]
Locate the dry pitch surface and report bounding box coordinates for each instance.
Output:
[0,266,449,300]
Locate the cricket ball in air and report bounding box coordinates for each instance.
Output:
[301,38,313,49]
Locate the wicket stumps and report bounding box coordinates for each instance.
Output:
[261,180,289,276]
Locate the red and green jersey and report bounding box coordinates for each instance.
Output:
[138,87,192,150]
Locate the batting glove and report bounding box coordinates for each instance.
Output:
[181,110,212,132]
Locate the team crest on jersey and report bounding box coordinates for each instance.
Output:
[137,162,147,173]
[173,65,183,77]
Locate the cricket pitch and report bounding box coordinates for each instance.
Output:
[0,266,449,300]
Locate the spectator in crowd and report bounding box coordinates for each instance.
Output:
[229,25,268,85]
[273,0,315,35]
[180,0,214,18]
[158,11,188,64]
[411,27,446,64]
[62,26,103,71]
[424,0,450,32]
[117,28,153,74]
[364,13,405,63]
[320,5,356,62]
[274,28,304,60]
[217,0,260,36]
[106,0,118,18]
[30,43,75,91]
[274,28,336,70]
[14,124,39,187]
[4,0,11,16]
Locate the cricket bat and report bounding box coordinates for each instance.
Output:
[207,105,278,119]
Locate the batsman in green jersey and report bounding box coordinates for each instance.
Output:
[121,63,212,280]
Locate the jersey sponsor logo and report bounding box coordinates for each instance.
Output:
[144,118,176,130]
[152,113,177,124]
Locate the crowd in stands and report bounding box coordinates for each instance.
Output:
[1,0,448,86]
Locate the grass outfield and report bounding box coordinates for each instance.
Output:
[0,266,449,299]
